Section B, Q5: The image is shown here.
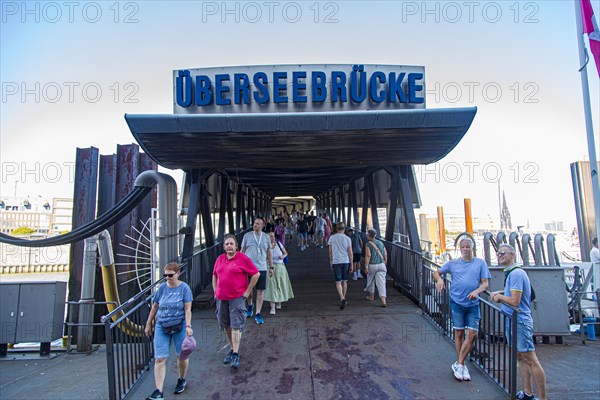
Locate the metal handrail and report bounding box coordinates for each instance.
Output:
[101,230,249,400]
[382,238,520,399]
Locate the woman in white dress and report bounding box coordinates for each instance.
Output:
[264,232,295,315]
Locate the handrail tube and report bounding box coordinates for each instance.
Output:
[134,171,179,270]
[483,232,494,266]
[521,234,531,266]
[101,277,164,323]
[496,231,506,246]
[534,234,544,266]
[508,232,519,253]
[546,234,559,267]
[0,187,151,247]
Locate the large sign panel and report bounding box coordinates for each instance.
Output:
[173,64,425,114]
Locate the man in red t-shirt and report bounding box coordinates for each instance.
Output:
[212,235,259,369]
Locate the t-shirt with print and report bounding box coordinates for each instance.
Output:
[154,282,193,325]
[241,231,270,271]
[328,233,352,264]
[440,257,491,308]
[501,266,533,322]
[213,252,259,300]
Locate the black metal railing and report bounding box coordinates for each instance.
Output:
[102,280,160,400]
[383,239,519,399]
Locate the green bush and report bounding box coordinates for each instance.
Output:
[11,226,35,235]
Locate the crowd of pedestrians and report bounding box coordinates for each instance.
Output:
[144,211,548,400]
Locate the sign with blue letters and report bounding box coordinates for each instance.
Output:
[173,64,425,114]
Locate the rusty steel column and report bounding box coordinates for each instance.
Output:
[68,147,99,344]
[113,144,139,302]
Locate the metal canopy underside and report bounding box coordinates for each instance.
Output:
[125,107,476,197]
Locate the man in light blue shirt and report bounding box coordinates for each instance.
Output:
[491,244,546,400]
[433,237,490,381]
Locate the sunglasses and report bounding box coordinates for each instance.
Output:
[163,273,176,278]
[497,252,507,256]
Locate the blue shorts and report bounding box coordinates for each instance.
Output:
[333,263,350,282]
[506,318,535,352]
[450,300,481,331]
[298,232,307,238]
[153,321,186,359]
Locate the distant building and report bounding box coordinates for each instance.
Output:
[0,196,73,235]
[418,213,497,239]
[544,220,564,232]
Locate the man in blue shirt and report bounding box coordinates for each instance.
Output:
[491,244,547,400]
[433,237,491,381]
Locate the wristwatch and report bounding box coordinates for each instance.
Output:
[186,324,192,328]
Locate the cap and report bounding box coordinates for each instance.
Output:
[179,335,196,360]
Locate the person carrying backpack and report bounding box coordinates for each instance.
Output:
[491,244,546,400]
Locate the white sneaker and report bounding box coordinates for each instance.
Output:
[269,309,276,315]
[276,303,282,309]
[451,362,464,381]
[462,364,471,381]
[352,275,358,281]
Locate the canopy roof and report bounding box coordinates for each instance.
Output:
[125,107,476,197]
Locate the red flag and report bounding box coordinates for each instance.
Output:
[581,0,600,76]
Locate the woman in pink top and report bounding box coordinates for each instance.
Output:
[323,214,333,246]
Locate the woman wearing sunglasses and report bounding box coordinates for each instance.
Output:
[144,262,193,400]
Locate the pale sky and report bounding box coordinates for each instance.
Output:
[1,0,599,232]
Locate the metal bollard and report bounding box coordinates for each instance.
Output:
[583,317,597,340]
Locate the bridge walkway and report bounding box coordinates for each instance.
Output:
[128,242,506,400]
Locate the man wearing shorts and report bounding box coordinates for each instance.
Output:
[328,222,353,310]
[296,213,308,251]
[213,235,259,369]
[433,237,490,381]
[241,217,273,324]
[492,244,547,400]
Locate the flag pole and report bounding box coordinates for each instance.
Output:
[574,0,600,253]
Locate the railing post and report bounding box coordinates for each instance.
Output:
[104,318,117,400]
[509,312,518,400]
[418,255,425,310]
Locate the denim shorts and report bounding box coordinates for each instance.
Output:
[298,232,307,238]
[506,318,535,352]
[449,300,481,331]
[333,263,350,282]
[153,321,186,359]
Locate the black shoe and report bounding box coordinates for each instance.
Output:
[230,353,240,368]
[223,349,234,364]
[174,378,186,394]
[340,299,347,310]
[516,391,535,400]
[146,389,164,400]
